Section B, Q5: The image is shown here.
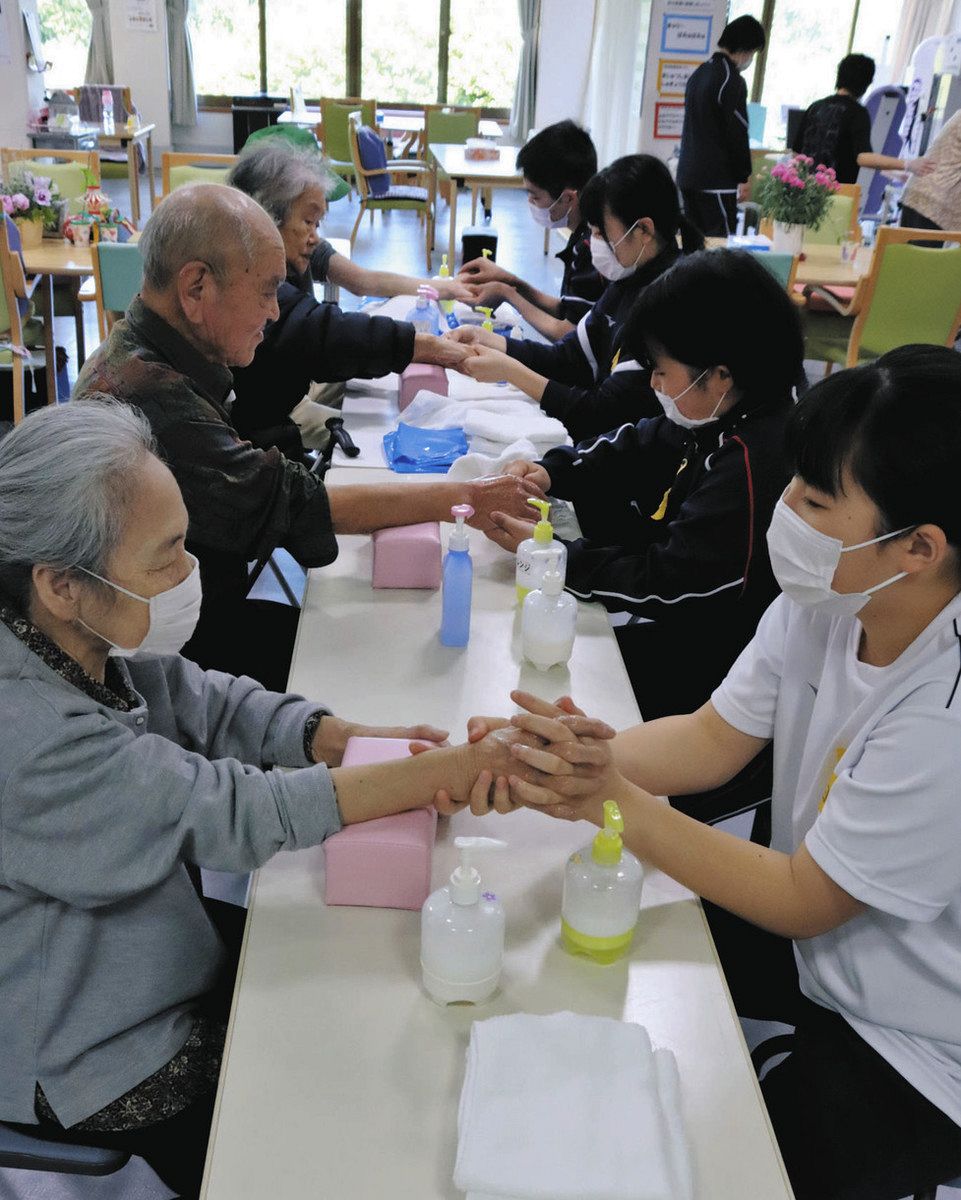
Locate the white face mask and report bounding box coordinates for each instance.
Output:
[528,194,570,230]
[766,497,912,617]
[77,552,203,657]
[589,220,644,281]
[655,370,728,429]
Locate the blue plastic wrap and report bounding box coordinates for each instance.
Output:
[383,423,469,474]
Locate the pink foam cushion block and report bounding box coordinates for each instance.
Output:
[398,362,448,411]
[324,737,437,910]
[372,522,441,589]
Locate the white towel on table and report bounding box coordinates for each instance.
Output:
[446,439,544,481]
[453,1011,693,1200]
[398,391,567,448]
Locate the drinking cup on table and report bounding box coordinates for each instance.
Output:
[839,238,857,264]
[72,223,91,248]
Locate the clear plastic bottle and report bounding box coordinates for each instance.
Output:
[521,548,576,670]
[101,88,114,135]
[561,801,644,964]
[405,284,441,335]
[440,504,473,646]
[435,254,458,327]
[515,498,567,602]
[420,837,506,1004]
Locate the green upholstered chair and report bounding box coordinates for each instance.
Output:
[751,251,799,291]
[161,152,237,196]
[803,225,961,370]
[242,124,350,203]
[803,184,861,247]
[319,96,376,194]
[91,240,143,341]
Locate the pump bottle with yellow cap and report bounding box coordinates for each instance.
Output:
[515,497,567,602]
[561,801,644,964]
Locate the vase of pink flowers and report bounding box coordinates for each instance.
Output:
[754,154,840,254]
[0,172,60,248]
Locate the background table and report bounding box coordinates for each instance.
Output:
[29,123,156,225]
[707,237,872,288]
[200,471,794,1199]
[428,143,524,268]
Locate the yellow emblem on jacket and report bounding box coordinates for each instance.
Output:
[651,458,688,521]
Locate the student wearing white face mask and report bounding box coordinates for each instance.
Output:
[456,120,603,341]
[486,250,801,737]
[446,155,704,443]
[499,344,961,1200]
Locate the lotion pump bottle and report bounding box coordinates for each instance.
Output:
[440,504,473,646]
[521,549,576,670]
[515,498,566,602]
[561,801,644,964]
[406,284,441,335]
[421,837,507,1004]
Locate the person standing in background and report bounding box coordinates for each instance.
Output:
[899,110,961,233]
[677,15,767,237]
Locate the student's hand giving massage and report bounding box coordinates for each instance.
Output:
[481,507,553,553]
[501,459,552,492]
[412,332,476,370]
[457,256,515,287]
[462,281,515,310]
[444,326,508,353]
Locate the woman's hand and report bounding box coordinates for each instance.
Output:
[501,458,551,492]
[444,326,507,352]
[433,725,550,816]
[313,716,448,766]
[466,281,515,311]
[457,257,514,287]
[435,277,476,303]
[461,346,516,385]
[504,709,622,822]
[482,509,552,553]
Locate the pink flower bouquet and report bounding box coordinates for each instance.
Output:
[753,154,840,231]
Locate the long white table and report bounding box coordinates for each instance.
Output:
[200,469,794,1199]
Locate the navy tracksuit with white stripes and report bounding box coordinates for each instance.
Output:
[540,396,791,720]
[677,51,753,238]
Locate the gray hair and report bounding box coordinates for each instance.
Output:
[0,398,157,610]
[227,141,333,227]
[140,183,268,290]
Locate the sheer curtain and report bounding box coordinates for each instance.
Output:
[508,0,540,143]
[167,0,197,127]
[580,0,649,166]
[84,0,113,84]
[890,0,952,83]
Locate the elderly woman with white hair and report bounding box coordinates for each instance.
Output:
[227,140,471,459]
[0,400,542,1198]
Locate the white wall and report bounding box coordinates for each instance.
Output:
[106,0,172,151]
[534,0,597,130]
[0,0,49,148]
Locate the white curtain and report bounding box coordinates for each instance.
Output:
[167,0,197,127]
[580,0,648,167]
[890,0,952,84]
[508,0,540,143]
[84,0,113,84]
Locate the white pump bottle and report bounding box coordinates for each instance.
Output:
[420,837,506,1004]
[521,548,577,670]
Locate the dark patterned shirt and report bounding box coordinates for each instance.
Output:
[795,93,872,185]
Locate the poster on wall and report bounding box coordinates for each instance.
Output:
[0,2,11,67]
[125,0,157,33]
[638,0,728,160]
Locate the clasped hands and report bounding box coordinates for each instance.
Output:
[417,690,621,825]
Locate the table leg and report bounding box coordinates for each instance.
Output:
[145,131,156,215]
[127,142,140,226]
[38,273,57,405]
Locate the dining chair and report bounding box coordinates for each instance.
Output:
[802,226,961,371]
[803,183,862,247]
[0,1121,128,1177]
[90,240,143,341]
[160,152,237,196]
[242,125,351,203]
[346,112,434,270]
[423,104,484,210]
[319,96,376,195]
[0,216,59,421]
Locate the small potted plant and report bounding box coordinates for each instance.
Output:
[753,154,840,255]
[0,173,60,248]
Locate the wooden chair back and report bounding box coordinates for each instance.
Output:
[161,152,237,196]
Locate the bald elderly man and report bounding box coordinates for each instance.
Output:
[75,185,542,689]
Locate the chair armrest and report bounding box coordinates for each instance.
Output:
[801,284,860,317]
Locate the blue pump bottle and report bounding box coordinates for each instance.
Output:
[440,504,474,646]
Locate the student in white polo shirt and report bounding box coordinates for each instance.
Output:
[489,344,961,1200]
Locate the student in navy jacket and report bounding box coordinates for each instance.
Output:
[447,155,704,443]
[484,249,803,723]
[676,15,766,237]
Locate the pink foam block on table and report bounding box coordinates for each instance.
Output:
[398,362,449,411]
[372,522,441,589]
[324,737,437,910]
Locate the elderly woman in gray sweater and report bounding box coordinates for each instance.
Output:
[0,400,549,1198]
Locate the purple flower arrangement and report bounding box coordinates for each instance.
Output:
[754,154,841,231]
[0,171,60,226]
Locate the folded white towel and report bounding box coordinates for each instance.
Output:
[454,1012,693,1200]
[446,439,544,481]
